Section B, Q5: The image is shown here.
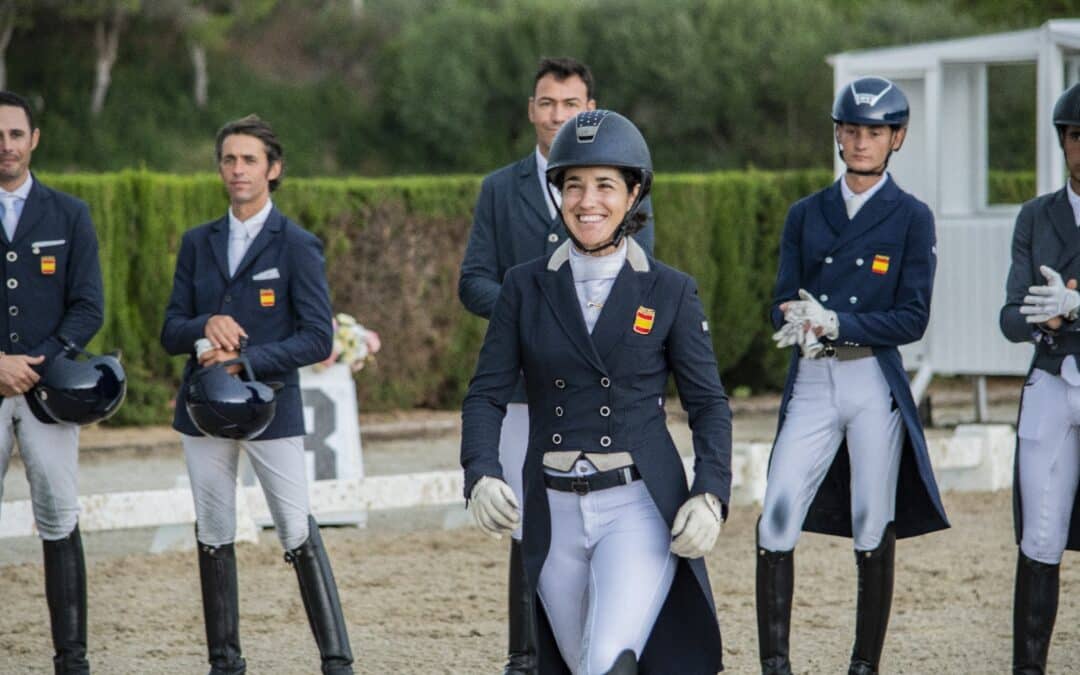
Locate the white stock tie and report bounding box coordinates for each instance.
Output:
[845,193,867,220]
[227,227,250,277]
[1,196,18,240]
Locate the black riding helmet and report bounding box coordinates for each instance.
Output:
[1053,83,1080,147]
[831,76,909,176]
[27,338,127,426]
[185,355,282,440]
[545,110,653,254]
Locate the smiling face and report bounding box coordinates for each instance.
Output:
[0,105,38,192]
[559,166,640,254]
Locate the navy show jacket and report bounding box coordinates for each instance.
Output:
[1000,187,1080,552]
[0,176,103,366]
[161,206,333,440]
[461,238,730,674]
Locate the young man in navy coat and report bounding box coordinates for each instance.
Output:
[0,91,104,674]
[759,77,949,675]
[1000,82,1080,674]
[161,115,353,675]
[458,57,655,674]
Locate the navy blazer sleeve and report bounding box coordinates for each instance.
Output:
[666,275,733,507]
[769,202,805,329]
[244,231,333,375]
[29,200,104,364]
[834,203,936,346]
[459,175,502,319]
[1000,201,1040,343]
[460,268,523,497]
[161,232,214,356]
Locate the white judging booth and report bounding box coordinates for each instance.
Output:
[829,20,1080,406]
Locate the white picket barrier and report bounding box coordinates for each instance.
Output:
[0,426,1018,542]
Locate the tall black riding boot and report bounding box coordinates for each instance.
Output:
[1013,550,1060,675]
[504,538,537,674]
[285,516,354,675]
[197,540,246,675]
[849,523,896,675]
[756,541,794,675]
[602,649,637,674]
[43,525,89,675]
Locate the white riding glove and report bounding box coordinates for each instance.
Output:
[670,493,723,559]
[469,476,521,539]
[1021,265,1080,324]
[771,320,825,358]
[782,289,839,340]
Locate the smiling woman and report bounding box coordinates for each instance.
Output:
[461,110,732,675]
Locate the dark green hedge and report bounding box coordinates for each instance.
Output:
[41,169,1031,424]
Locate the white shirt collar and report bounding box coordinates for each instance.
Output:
[0,173,33,201]
[228,199,273,239]
[569,239,627,281]
[535,146,560,218]
[840,171,889,203]
[1067,181,1080,227]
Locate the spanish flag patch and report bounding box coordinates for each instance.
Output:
[633,306,656,335]
[40,256,56,275]
[871,254,890,275]
[259,288,275,307]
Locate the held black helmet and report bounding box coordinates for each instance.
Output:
[831,76,910,128]
[545,110,653,253]
[185,355,281,440]
[1053,83,1080,146]
[27,339,127,426]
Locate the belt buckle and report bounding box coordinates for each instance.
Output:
[570,477,590,495]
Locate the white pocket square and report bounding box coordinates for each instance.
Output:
[252,267,280,281]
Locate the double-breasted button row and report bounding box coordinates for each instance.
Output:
[825,256,867,267]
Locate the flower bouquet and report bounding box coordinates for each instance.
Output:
[315,313,381,372]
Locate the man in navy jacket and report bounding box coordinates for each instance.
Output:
[161,115,353,675]
[458,57,655,674]
[0,90,103,674]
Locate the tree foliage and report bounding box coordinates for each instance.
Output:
[0,0,1032,175]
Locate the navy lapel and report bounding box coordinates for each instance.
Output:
[827,178,900,254]
[820,180,847,239]
[1049,189,1080,271]
[233,208,284,280]
[537,244,607,373]
[518,154,555,226]
[10,176,50,246]
[209,216,231,281]
[590,263,648,364]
